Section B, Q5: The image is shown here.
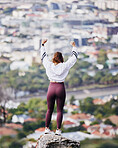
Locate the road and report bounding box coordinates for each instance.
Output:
[66,86,118,100]
[15,86,118,103]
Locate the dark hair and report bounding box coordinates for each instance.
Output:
[52,52,64,64]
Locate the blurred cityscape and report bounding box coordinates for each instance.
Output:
[0,0,118,148]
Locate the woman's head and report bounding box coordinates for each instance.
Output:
[52,52,64,64]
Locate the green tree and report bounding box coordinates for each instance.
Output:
[94,106,105,117]
[104,119,116,127]
[50,120,57,131]
[9,141,23,148]
[17,132,26,139]
[17,102,27,113]
[78,61,91,69]
[80,97,95,114]
[70,96,76,105]
[94,71,105,83]
[82,73,92,84]
[90,121,99,125]
[97,49,108,67]
[0,85,12,124]
[98,142,118,148]
[23,120,45,133]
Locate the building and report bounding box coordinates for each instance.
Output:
[94,0,118,10]
[12,114,30,123]
[10,61,29,71]
[88,124,117,138]
[99,12,116,22]
[5,123,23,130]
[103,115,118,126]
[64,104,79,113]
[0,127,17,138]
[93,98,105,105]
[93,24,118,38]
[67,113,93,126]
[63,120,76,129]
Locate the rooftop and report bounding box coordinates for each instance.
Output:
[0,127,17,136]
[69,113,91,120]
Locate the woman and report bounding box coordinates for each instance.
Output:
[40,39,78,135]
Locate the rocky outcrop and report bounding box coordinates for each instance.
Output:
[36,134,80,148]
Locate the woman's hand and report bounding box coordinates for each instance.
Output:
[70,41,76,47]
[42,39,48,45]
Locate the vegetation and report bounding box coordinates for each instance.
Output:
[104,119,116,127]
[0,136,25,148]
[97,49,108,67]
[70,95,76,105]
[0,94,118,147]
[80,137,118,148]
[0,98,47,147]
[0,51,118,98]
[80,96,118,120]
[8,98,47,120]
[0,49,118,147]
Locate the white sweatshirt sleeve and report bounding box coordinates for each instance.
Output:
[40,46,51,69]
[64,47,78,70]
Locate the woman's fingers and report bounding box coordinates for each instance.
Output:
[70,41,75,47]
[42,39,48,44]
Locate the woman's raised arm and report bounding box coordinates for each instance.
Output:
[64,41,78,69]
[40,39,51,69]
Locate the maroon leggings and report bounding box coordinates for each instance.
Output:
[45,82,66,129]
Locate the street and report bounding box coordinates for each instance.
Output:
[15,85,118,103]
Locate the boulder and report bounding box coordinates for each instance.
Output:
[36,134,80,148]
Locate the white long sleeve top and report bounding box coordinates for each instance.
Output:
[40,46,78,82]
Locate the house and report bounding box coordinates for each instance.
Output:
[12,114,30,123]
[35,127,45,133]
[103,115,118,126]
[82,124,90,130]
[67,113,92,125]
[0,127,17,138]
[93,98,105,105]
[93,126,116,137]
[87,124,100,133]
[88,123,117,138]
[24,118,37,123]
[103,126,115,137]
[63,120,77,129]
[5,123,23,130]
[64,104,79,113]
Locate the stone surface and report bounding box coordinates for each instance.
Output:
[36,134,80,148]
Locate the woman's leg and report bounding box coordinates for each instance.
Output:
[56,83,66,129]
[45,84,55,128]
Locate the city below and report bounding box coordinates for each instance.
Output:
[0,0,118,148]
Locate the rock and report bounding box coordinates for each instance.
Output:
[36,134,80,148]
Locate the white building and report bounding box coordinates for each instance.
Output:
[10,61,29,71]
[94,0,118,10]
[12,114,30,123]
[99,12,116,22]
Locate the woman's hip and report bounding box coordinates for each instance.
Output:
[48,82,66,98]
